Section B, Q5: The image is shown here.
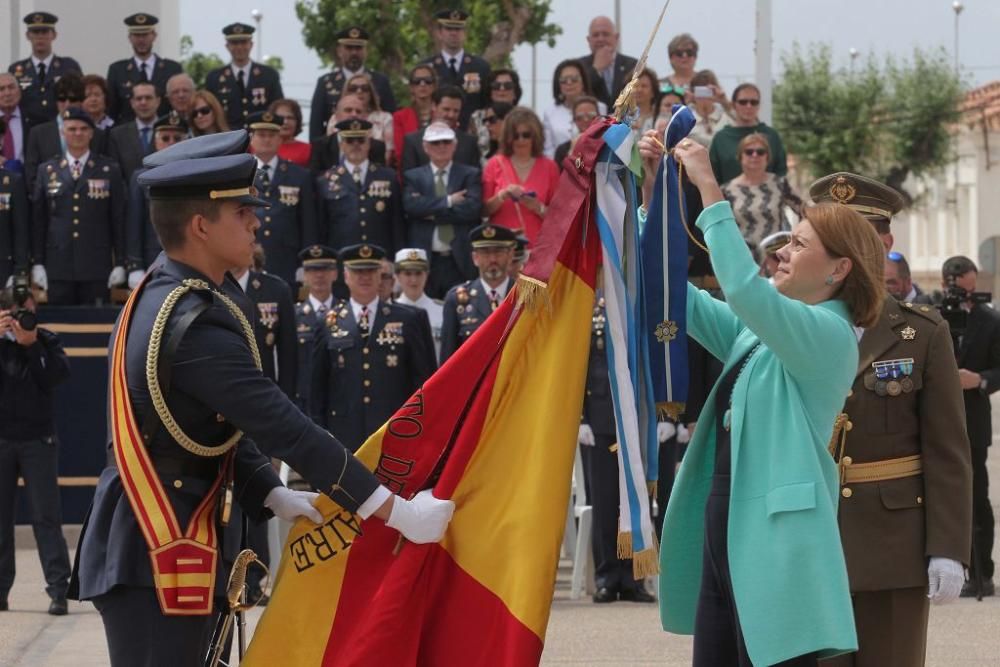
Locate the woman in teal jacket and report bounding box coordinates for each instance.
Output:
[639,135,886,666]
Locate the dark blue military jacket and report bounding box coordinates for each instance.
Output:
[310,298,436,451]
[317,162,403,255]
[124,166,160,271]
[253,158,318,287]
[294,300,323,412]
[205,63,284,129]
[70,258,381,602]
[308,68,397,140]
[31,153,126,281]
[582,298,615,437]
[105,55,182,122]
[439,278,502,363]
[8,56,83,125]
[419,52,491,130]
[244,269,297,398]
[0,168,30,285]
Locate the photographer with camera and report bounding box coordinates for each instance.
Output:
[0,277,72,615]
[942,255,1000,597]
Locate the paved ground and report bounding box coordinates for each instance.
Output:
[2,448,998,665]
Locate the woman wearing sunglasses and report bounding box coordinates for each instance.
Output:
[481,101,513,161]
[188,90,229,137]
[662,33,699,92]
[468,69,522,163]
[392,64,438,167]
[542,59,606,158]
[721,133,803,249]
[708,82,789,184]
[343,73,394,165]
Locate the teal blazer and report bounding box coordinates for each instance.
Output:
[658,201,859,664]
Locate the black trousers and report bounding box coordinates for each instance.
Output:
[47,279,109,306]
[693,475,818,667]
[93,586,219,667]
[0,436,71,599]
[427,252,467,300]
[654,435,682,539]
[970,444,995,580]
[586,432,641,592]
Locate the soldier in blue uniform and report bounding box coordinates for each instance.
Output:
[105,13,183,123]
[294,245,343,412]
[247,111,317,287]
[205,23,284,130]
[311,243,437,451]
[30,109,126,305]
[8,12,82,126]
[68,132,454,666]
[308,27,397,140]
[439,224,516,363]
[317,119,403,255]
[0,159,30,287]
[420,9,491,131]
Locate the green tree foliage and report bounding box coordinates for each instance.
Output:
[774,44,963,196]
[295,0,561,102]
[179,35,225,88]
[264,55,285,73]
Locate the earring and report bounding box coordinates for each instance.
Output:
[825,276,835,285]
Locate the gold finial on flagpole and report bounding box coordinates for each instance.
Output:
[613,0,673,122]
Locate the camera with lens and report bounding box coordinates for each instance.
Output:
[0,274,37,332]
[938,278,991,338]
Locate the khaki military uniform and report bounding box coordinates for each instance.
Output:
[823,298,973,666]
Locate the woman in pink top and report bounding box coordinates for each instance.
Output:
[481,106,559,244]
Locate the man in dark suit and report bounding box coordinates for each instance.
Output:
[402,121,481,298]
[0,74,36,173]
[8,12,82,126]
[0,161,30,286]
[107,81,160,183]
[401,86,481,172]
[439,224,516,363]
[294,245,343,412]
[420,9,491,131]
[316,119,402,256]
[308,27,397,140]
[205,23,284,129]
[247,111,317,287]
[942,255,1000,597]
[106,13,183,122]
[310,243,436,451]
[24,73,108,193]
[308,94,387,176]
[30,109,126,305]
[578,16,637,108]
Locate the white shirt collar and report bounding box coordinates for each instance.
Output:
[480,277,511,300]
[256,155,279,172]
[344,158,369,175]
[341,66,365,79]
[235,270,250,292]
[904,286,918,303]
[66,150,91,167]
[350,296,379,321]
[133,54,158,70]
[32,54,54,69]
[441,49,465,65]
[432,161,453,177]
[308,294,334,312]
[230,62,251,78]
[396,293,428,307]
[853,325,865,342]
[136,118,156,131]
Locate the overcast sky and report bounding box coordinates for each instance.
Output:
[180,0,999,117]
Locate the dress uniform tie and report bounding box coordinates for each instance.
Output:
[138,62,148,83]
[317,303,328,318]
[434,168,454,244]
[352,165,363,185]
[259,163,271,190]
[237,69,246,95]
[139,125,151,153]
[358,305,370,338]
[36,62,46,84]
[489,289,500,311]
[448,57,459,77]
[71,159,82,181]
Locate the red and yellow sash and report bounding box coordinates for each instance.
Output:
[111,279,229,616]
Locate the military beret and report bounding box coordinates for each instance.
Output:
[223,22,255,40]
[469,224,517,249]
[143,130,249,169]
[124,13,159,33]
[299,245,339,270]
[340,243,386,269]
[246,111,284,132]
[808,172,904,224]
[942,255,978,278]
[758,230,791,256]
[394,248,430,271]
[61,107,95,129]
[24,12,58,29]
[335,118,372,138]
[435,9,469,28]
[138,153,270,208]
[153,111,189,134]
[336,26,369,46]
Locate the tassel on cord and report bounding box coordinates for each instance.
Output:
[827,412,849,458]
[656,401,685,421]
[514,275,550,313]
[632,546,661,578]
[616,531,633,559]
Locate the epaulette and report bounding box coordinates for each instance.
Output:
[901,301,944,324]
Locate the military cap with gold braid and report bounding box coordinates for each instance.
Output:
[335,118,372,138]
[435,8,470,28]
[469,223,517,249]
[336,26,369,46]
[299,244,339,270]
[24,12,58,29]
[223,22,255,41]
[809,172,904,232]
[246,111,284,132]
[340,243,386,269]
[153,111,188,134]
[124,13,159,33]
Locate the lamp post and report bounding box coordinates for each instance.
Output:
[251,9,263,63]
[849,47,859,75]
[952,1,963,76]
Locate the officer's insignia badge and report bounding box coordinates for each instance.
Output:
[386,354,399,367]
[265,332,275,347]
[359,245,373,258]
[872,357,915,396]
[87,179,110,199]
[309,246,323,258]
[257,302,278,328]
[253,67,261,76]
[253,88,266,105]
[301,304,312,315]
[325,310,338,327]
[252,278,261,289]
[33,13,44,23]
[469,288,478,297]
[337,166,346,175]
[339,308,349,318]
[382,306,391,316]
[482,226,496,239]
[463,72,481,94]
[136,14,148,24]
[0,193,11,210]
[900,326,916,341]
[278,185,300,206]
[456,305,465,314]
[349,28,361,38]
[829,176,856,205]
[375,200,386,212]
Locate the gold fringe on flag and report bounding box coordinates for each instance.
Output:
[616,531,633,560]
[515,274,550,313]
[632,546,661,578]
[656,401,685,421]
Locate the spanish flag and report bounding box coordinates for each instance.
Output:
[243,120,610,666]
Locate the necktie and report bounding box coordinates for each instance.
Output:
[37,62,46,83]
[317,303,328,318]
[139,126,151,153]
[1,114,14,160]
[358,305,370,337]
[71,160,82,180]
[138,62,148,82]
[448,57,459,77]
[237,69,246,94]
[434,169,454,243]
[260,163,271,190]
[489,290,500,311]
[602,66,614,96]
[352,165,362,184]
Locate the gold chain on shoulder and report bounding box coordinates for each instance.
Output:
[145,278,263,458]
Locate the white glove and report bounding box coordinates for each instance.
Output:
[677,423,691,444]
[295,267,305,283]
[578,424,595,446]
[385,489,455,544]
[31,264,48,291]
[927,557,965,604]
[264,487,323,524]
[656,421,676,443]
[108,266,126,288]
[127,269,145,290]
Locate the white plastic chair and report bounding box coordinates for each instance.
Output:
[567,446,594,600]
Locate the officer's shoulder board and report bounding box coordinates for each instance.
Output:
[900,300,944,325]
